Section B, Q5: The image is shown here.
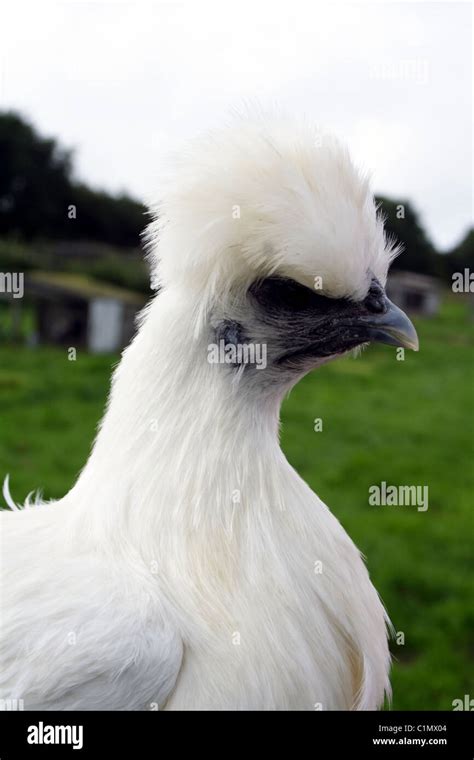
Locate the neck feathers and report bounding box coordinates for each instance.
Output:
[71,290,288,543]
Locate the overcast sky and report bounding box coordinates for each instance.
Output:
[1,1,472,250]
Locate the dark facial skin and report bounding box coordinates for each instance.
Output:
[248,276,387,366]
[210,274,418,382]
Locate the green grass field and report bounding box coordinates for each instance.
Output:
[0,294,472,710]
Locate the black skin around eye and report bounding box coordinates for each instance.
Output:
[248,277,350,314]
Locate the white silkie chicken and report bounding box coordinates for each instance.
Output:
[0,114,418,711]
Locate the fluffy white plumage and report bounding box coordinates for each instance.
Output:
[0,112,397,710]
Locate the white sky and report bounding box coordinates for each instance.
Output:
[0,0,472,250]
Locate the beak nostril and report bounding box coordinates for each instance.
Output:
[365,296,386,314]
[364,276,387,314]
[364,291,387,314]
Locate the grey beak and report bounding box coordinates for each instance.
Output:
[363,299,419,352]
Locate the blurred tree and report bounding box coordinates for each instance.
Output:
[0,112,73,239]
[375,197,439,276]
[445,228,474,274]
[0,111,144,246]
[70,185,145,247]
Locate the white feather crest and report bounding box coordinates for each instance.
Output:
[145,110,398,308]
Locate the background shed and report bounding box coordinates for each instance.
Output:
[386,270,440,316]
[24,271,147,352]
